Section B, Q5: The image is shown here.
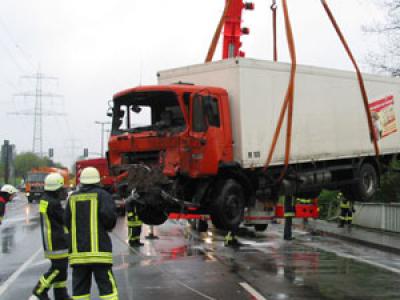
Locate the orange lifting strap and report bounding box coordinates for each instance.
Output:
[320,0,380,157]
[271,0,278,62]
[264,0,380,180]
[205,0,234,62]
[263,0,296,182]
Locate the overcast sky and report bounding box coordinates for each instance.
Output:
[0,0,385,168]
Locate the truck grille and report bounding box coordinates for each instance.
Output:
[121,151,160,165]
[31,185,44,193]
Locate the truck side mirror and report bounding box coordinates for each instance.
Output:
[107,99,114,117]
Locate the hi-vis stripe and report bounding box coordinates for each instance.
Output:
[39,200,52,251]
[70,193,98,253]
[91,196,98,253]
[69,193,108,264]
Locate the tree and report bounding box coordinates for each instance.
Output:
[366,1,400,76]
[14,152,65,178]
[374,160,400,203]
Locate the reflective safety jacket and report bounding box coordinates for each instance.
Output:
[39,192,69,260]
[340,200,351,209]
[65,185,117,266]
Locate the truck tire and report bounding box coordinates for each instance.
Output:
[27,196,33,203]
[197,220,209,232]
[346,163,378,202]
[136,188,168,225]
[137,205,168,226]
[210,179,245,231]
[254,224,268,232]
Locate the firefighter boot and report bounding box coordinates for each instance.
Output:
[30,282,50,300]
[224,232,241,248]
[54,288,72,300]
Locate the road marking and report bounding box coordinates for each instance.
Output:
[111,231,217,300]
[177,282,216,300]
[31,259,49,267]
[3,215,39,224]
[0,247,42,297]
[239,282,267,300]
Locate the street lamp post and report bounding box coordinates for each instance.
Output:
[94,121,111,157]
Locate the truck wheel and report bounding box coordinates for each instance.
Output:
[136,189,168,225]
[197,220,209,232]
[137,205,168,225]
[348,163,378,202]
[189,219,208,232]
[210,179,245,231]
[27,196,33,203]
[254,224,268,232]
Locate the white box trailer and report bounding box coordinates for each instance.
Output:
[158,58,400,169]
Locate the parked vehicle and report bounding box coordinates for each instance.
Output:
[106,58,400,230]
[25,167,70,203]
[75,158,125,215]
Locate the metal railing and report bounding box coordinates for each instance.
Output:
[354,203,400,233]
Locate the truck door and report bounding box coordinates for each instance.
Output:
[185,92,224,177]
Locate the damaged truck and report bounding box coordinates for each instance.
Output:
[106,58,400,230]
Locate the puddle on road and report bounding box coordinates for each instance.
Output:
[0,226,16,254]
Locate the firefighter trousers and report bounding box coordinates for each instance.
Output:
[128,225,142,243]
[33,258,69,299]
[339,208,353,225]
[72,264,118,300]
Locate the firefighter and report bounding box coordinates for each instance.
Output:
[30,173,71,300]
[65,167,119,300]
[338,192,354,228]
[0,184,17,224]
[125,190,144,247]
[284,195,295,240]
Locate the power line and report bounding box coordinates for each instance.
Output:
[0,16,36,73]
[0,38,28,74]
[8,70,65,156]
[65,138,83,162]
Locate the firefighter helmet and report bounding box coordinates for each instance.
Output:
[1,184,17,195]
[44,173,65,191]
[80,167,100,185]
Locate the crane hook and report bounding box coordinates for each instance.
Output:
[270,0,277,11]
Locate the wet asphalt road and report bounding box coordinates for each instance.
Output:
[1,195,400,299]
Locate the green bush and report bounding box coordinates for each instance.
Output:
[374,160,400,203]
[318,190,339,220]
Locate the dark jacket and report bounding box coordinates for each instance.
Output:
[39,192,69,259]
[65,185,117,266]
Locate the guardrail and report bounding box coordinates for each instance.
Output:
[354,203,400,233]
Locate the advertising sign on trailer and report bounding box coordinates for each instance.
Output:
[369,96,397,140]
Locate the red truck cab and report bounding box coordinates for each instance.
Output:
[108,85,233,178]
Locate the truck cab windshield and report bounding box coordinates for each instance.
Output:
[27,173,47,183]
[111,91,186,135]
